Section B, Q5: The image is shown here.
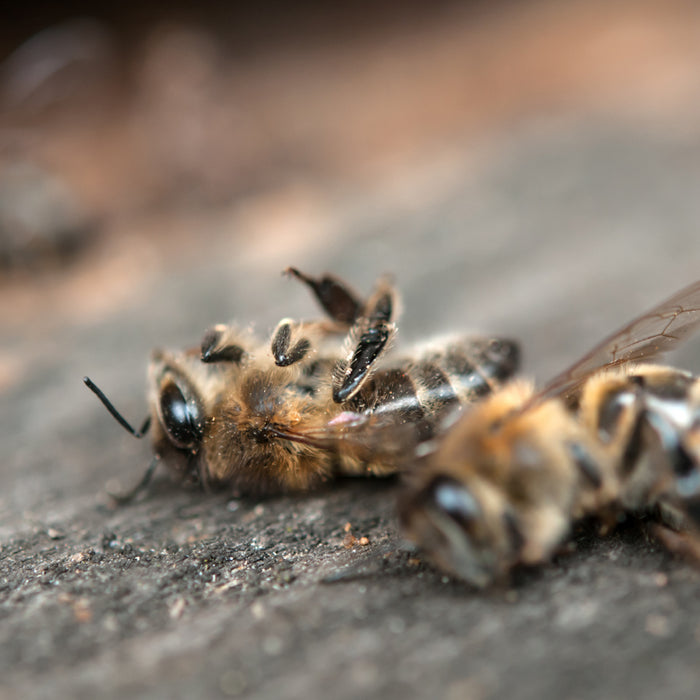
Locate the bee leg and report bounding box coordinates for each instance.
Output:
[651,523,700,565]
[670,446,700,528]
[107,454,161,504]
[637,409,700,534]
[271,318,313,367]
[333,279,397,403]
[285,267,363,325]
[200,325,246,364]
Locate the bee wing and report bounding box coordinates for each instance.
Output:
[532,278,700,404]
[271,411,420,464]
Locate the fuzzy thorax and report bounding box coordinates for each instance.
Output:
[202,368,334,493]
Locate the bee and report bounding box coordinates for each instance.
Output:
[399,278,700,587]
[85,268,519,499]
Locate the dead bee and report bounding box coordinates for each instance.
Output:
[85,268,519,499]
[399,279,700,587]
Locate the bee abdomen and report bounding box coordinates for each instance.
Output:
[348,364,454,442]
[412,362,460,420]
[348,337,520,443]
[351,368,427,428]
[423,338,520,402]
[440,347,494,400]
[586,368,700,523]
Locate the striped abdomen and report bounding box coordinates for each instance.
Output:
[347,337,520,441]
[575,365,700,529]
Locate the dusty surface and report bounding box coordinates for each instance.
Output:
[4,1,700,698]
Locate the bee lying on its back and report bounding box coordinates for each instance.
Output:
[400,279,700,587]
[86,268,519,498]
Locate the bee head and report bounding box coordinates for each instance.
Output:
[85,348,224,500]
[149,351,208,484]
[399,474,518,588]
[156,375,203,450]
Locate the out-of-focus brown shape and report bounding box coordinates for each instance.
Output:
[0,17,118,121]
[0,0,699,279]
[3,0,700,216]
[0,157,95,270]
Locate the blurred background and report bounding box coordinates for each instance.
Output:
[3,0,700,502]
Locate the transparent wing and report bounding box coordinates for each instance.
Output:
[533,278,700,404]
[268,410,420,465]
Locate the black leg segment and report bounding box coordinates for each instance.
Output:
[271,320,312,367]
[285,267,362,325]
[333,322,393,402]
[200,327,246,364]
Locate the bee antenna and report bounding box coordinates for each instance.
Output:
[83,377,151,438]
[107,454,161,505]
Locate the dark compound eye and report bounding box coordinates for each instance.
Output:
[429,476,481,527]
[160,381,202,449]
[597,390,635,441]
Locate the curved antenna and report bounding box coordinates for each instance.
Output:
[83,377,151,437]
[84,376,158,504]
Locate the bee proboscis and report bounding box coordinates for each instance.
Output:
[399,278,700,587]
[86,268,519,499]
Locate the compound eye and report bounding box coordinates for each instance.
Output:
[429,476,481,528]
[159,381,202,449]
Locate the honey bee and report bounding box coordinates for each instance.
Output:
[85,268,519,499]
[399,279,700,587]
